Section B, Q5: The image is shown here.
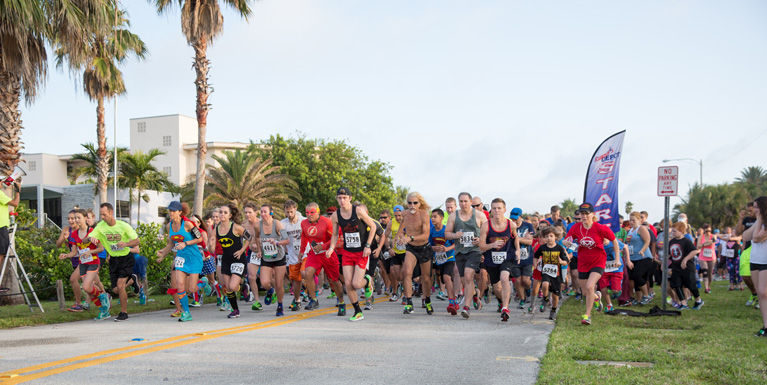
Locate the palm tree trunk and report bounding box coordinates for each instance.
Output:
[192,39,210,218]
[0,70,25,305]
[137,188,141,225]
[96,97,108,204]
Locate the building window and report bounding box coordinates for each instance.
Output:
[28,161,36,171]
[162,166,171,177]
[137,122,146,133]
[116,200,130,219]
[162,135,171,146]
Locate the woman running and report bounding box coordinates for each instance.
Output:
[216,204,248,318]
[191,214,215,307]
[255,204,290,317]
[696,223,717,293]
[743,196,767,337]
[58,210,86,312]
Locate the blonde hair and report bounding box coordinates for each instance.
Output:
[406,191,431,212]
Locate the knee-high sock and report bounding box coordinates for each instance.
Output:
[178,291,190,313]
[226,291,239,311]
[89,287,102,307]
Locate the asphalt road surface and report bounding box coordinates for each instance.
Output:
[0,296,555,385]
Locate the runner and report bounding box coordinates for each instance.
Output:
[395,192,433,315]
[216,204,248,319]
[281,200,305,312]
[626,212,653,305]
[564,202,619,325]
[209,207,228,310]
[737,203,759,307]
[386,205,405,302]
[86,203,141,322]
[255,204,290,317]
[478,198,520,322]
[444,197,462,299]
[377,210,393,296]
[358,204,385,310]
[721,237,742,290]
[58,209,110,320]
[510,207,534,309]
[58,210,86,312]
[669,222,704,310]
[189,214,215,307]
[696,223,717,294]
[242,203,263,311]
[472,196,490,308]
[599,238,630,313]
[300,202,345,312]
[430,208,457,314]
[743,196,767,337]
[532,227,569,320]
[155,201,203,322]
[446,192,488,319]
[326,187,377,321]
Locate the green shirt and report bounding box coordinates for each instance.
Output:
[0,191,10,228]
[89,220,138,257]
[615,228,628,243]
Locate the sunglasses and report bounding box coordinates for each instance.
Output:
[305,210,319,215]
[472,204,482,208]
[407,201,419,205]
[379,217,388,220]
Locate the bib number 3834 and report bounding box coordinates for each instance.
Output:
[344,232,361,248]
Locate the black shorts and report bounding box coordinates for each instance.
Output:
[456,251,482,277]
[108,254,135,290]
[382,256,392,274]
[406,243,433,264]
[578,267,604,280]
[261,259,287,268]
[486,260,513,285]
[437,260,456,277]
[629,258,653,289]
[391,252,405,266]
[0,226,8,255]
[751,263,767,272]
[413,262,421,278]
[79,263,99,276]
[510,263,533,278]
[569,255,578,270]
[366,256,378,278]
[541,274,562,296]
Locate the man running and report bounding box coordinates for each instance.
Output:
[446,192,488,319]
[359,204,385,310]
[281,200,305,311]
[509,207,534,309]
[386,205,406,302]
[300,202,345,312]
[326,187,377,321]
[472,196,491,309]
[396,192,433,315]
[87,203,140,322]
[479,198,520,321]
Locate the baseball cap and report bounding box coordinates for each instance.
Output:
[393,205,404,213]
[168,201,183,212]
[577,203,594,213]
[336,187,351,196]
[509,207,522,220]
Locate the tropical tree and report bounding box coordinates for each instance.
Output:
[56,3,146,204]
[559,198,579,218]
[70,143,128,186]
[735,165,767,199]
[119,149,174,224]
[673,183,751,230]
[624,201,634,216]
[152,0,253,217]
[204,148,300,218]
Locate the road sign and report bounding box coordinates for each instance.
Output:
[657,166,679,196]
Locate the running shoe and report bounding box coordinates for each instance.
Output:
[447,303,457,315]
[497,303,502,313]
[349,312,364,322]
[461,306,470,319]
[501,308,510,322]
[604,305,614,313]
[305,299,319,310]
[756,328,767,337]
[99,292,110,312]
[247,291,255,303]
[756,301,761,310]
[746,294,757,306]
[114,312,129,322]
[518,299,525,310]
[337,303,346,317]
[289,300,299,312]
[327,291,337,299]
[401,296,407,305]
[67,304,84,312]
[81,301,90,310]
[692,300,704,310]
[190,301,201,308]
[171,310,182,317]
[574,293,582,301]
[364,301,373,311]
[538,290,544,298]
[539,304,545,312]
[436,291,447,300]
[549,309,557,320]
[389,293,398,302]
[457,294,464,304]
[595,292,603,311]
[639,296,652,305]
[216,297,223,307]
[630,298,640,306]
[403,304,414,314]
[169,299,175,306]
[130,274,141,294]
[271,292,278,304]
[364,274,373,299]
[704,288,711,294]
[472,295,480,310]
[425,302,434,315]
[94,309,110,321]
[276,306,284,317]
[227,310,240,318]
[264,288,275,305]
[201,277,212,296]
[581,315,590,325]
[178,311,193,322]
[679,304,690,310]
[566,289,576,296]
[421,298,426,308]
[666,296,673,305]
[252,301,263,311]
[527,304,533,314]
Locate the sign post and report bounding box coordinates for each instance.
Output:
[657,166,678,310]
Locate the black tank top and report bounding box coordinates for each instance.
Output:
[484,219,515,265]
[216,221,242,259]
[337,205,368,253]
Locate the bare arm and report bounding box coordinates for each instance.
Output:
[478,221,492,252]
[639,226,651,255]
[444,213,461,240]
[326,213,339,258]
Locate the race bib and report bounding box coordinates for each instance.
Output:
[216,255,222,267]
[344,232,361,248]
[435,252,448,265]
[292,243,301,256]
[491,251,506,264]
[249,252,262,265]
[110,244,124,252]
[702,248,714,258]
[174,256,185,268]
[542,264,558,277]
[628,245,634,255]
[78,248,93,264]
[231,263,245,275]
[262,242,278,256]
[722,249,735,258]
[382,251,391,260]
[520,248,529,260]
[460,232,475,247]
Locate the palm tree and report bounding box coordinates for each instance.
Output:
[119,149,174,224]
[559,198,579,217]
[624,201,634,216]
[56,3,146,204]
[205,148,300,218]
[70,143,128,186]
[152,0,253,217]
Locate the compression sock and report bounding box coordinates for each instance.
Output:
[406,297,413,306]
[89,287,102,307]
[425,296,431,305]
[226,291,239,311]
[352,301,362,314]
[193,291,200,302]
[178,291,190,313]
[214,283,222,298]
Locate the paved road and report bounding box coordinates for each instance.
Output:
[0,296,555,385]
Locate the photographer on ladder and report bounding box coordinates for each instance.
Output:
[0,179,21,293]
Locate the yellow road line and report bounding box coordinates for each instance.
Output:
[1,297,387,384]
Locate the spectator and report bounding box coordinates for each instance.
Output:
[0,179,21,293]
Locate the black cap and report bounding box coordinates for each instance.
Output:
[578,202,594,213]
[336,187,351,196]
[168,201,183,212]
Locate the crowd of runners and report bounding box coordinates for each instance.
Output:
[53,189,767,336]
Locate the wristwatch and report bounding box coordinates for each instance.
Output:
[365,243,371,248]
[409,235,414,242]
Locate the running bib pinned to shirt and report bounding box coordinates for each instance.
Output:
[519,248,529,260]
[382,251,392,260]
[628,245,634,255]
[435,252,448,265]
[249,252,261,265]
[702,248,714,258]
[460,232,475,247]
[78,248,93,264]
[230,263,245,275]
[344,232,361,248]
[292,243,301,256]
[174,257,184,269]
[491,251,507,264]
[262,242,278,257]
[722,249,735,258]
[542,264,558,277]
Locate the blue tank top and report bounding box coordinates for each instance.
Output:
[483,219,515,266]
[429,223,455,265]
[627,227,652,261]
[169,218,203,261]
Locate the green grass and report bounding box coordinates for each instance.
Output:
[537,281,767,385]
[0,294,175,329]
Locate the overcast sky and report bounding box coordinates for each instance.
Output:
[20,0,767,222]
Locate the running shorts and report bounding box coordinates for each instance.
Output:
[108,254,135,289]
[578,267,604,280]
[599,271,623,291]
[201,255,216,275]
[510,264,532,278]
[455,251,481,277]
[406,243,433,264]
[79,262,99,277]
[486,260,513,285]
[305,250,340,282]
[436,260,456,277]
[289,263,302,281]
[342,250,369,270]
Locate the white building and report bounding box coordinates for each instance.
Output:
[18,114,248,227]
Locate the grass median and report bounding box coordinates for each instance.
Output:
[537,280,767,385]
[0,294,174,329]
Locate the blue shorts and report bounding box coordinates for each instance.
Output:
[133,254,148,278]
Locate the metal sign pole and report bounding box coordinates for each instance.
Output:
[662,196,670,311]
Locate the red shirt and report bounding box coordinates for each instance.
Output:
[300,216,334,255]
[71,227,100,265]
[566,222,615,271]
